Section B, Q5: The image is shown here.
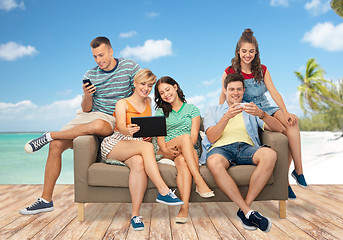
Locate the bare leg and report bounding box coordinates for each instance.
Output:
[41,139,72,201]
[124,155,148,218]
[245,148,277,206]
[107,140,169,195]
[207,154,251,215]
[51,119,113,140]
[166,134,212,194]
[174,155,192,218]
[273,110,303,175]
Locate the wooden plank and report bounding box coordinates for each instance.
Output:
[126,203,153,240]
[102,203,131,240]
[254,201,314,240]
[149,203,172,240]
[293,185,343,217]
[7,185,74,240]
[54,203,107,240]
[263,199,340,240]
[202,202,244,240]
[286,199,343,239]
[188,202,221,240]
[310,185,343,203]
[30,204,77,240]
[80,203,121,240]
[168,204,199,240]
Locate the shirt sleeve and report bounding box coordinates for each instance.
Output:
[189,104,200,118]
[130,60,141,86]
[203,107,217,132]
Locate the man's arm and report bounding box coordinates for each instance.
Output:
[206,104,243,143]
[81,82,96,112]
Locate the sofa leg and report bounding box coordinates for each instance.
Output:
[279,200,286,219]
[78,203,85,222]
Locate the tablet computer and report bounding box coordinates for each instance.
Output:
[131,116,167,138]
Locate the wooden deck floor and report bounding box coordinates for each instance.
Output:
[0,184,343,239]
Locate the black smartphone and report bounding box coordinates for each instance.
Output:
[83,79,92,87]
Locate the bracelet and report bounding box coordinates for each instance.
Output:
[259,110,266,119]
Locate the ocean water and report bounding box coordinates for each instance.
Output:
[0,131,339,184]
[0,133,74,184]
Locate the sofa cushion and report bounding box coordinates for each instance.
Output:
[88,162,179,188]
[88,162,274,188]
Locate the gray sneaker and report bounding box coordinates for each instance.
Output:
[19,198,54,215]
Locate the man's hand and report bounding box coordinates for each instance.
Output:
[226,103,244,119]
[241,102,263,117]
[83,83,96,96]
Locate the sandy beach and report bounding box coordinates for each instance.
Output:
[289,131,343,185]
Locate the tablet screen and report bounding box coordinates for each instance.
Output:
[131,116,167,137]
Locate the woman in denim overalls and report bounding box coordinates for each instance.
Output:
[219,29,307,199]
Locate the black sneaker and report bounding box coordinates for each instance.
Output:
[248,211,272,232]
[24,132,51,153]
[236,209,257,230]
[19,198,54,215]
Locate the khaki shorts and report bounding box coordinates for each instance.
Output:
[61,110,116,131]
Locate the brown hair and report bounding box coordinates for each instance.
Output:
[231,28,263,83]
[224,73,245,89]
[90,36,112,49]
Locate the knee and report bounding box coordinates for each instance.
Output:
[49,140,67,154]
[257,148,277,168]
[179,134,192,145]
[206,156,223,173]
[129,155,145,173]
[89,119,112,135]
[174,156,188,170]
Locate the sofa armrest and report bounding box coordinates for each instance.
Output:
[261,130,289,199]
[73,135,100,202]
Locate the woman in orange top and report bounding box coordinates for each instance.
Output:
[101,69,183,231]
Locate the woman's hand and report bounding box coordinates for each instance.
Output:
[127,124,140,136]
[162,145,181,159]
[284,112,298,126]
[143,137,152,142]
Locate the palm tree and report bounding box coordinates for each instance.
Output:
[295,58,343,114]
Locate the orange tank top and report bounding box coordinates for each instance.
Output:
[114,99,152,131]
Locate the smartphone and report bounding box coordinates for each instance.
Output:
[83,79,92,87]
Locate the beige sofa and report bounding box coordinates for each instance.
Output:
[73,131,288,221]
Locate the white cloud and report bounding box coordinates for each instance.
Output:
[119,31,137,38]
[146,12,159,18]
[186,89,222,116]
[0,41,38,61]
[305,0,330,16]
[0,0,25,11]
[120,39,173,62]
[302,22,343,51]
[0,95,82,132]
[201,79,217,87]
[270,0,289,7]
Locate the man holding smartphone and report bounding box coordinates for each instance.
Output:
[20,36,140,215]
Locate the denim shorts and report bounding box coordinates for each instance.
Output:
[206,142,269,166]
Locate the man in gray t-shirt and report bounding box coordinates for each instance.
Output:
[20,37,140,215]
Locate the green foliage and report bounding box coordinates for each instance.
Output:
[299,79,343,131]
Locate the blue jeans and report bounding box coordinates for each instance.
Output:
[207,142,269,167]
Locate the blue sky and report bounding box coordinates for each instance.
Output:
[1,0,342,132]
